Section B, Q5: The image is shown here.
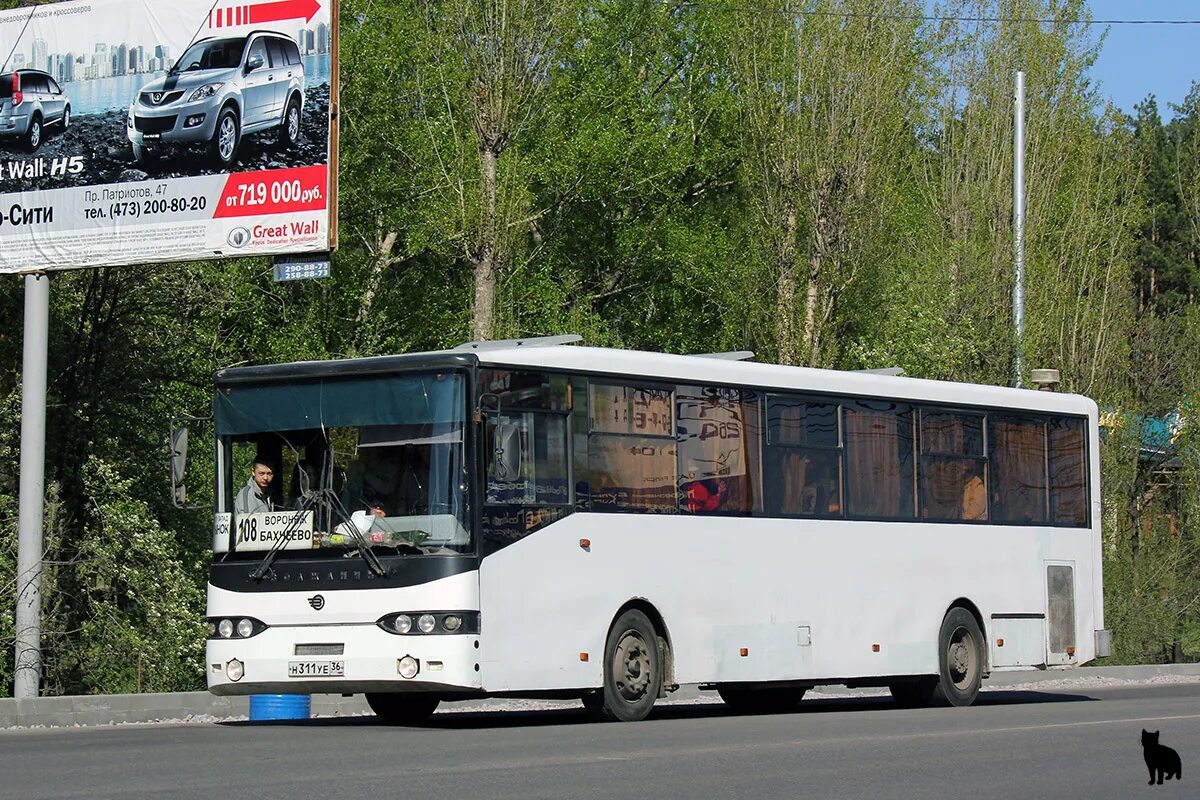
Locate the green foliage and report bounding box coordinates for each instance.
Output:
[74,459,205,693]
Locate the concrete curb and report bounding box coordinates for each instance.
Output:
[2,664,1198,730]
[985,663,1200,684]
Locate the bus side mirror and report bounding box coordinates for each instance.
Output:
[169,426,189,508]
[493,422,522,479]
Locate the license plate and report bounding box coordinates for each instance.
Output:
[288,660,344,677]
[143,133,161,140]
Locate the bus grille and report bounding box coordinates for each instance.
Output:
[294,643,344,656]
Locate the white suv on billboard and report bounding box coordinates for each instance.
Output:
[127,31,304,168]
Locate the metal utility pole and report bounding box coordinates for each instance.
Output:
[15,273,48,699]
[1012,70,1026,389]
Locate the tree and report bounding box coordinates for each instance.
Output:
[415,0,571,342]
[728,0,932,367]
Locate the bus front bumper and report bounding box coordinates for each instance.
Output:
[207,623,483,696]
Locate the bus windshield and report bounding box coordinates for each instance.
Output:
[215,371,470,555]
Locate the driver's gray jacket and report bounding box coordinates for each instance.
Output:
[235,476,272,515]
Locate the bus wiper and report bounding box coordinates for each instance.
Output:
[247,487,388,580]
[324,489,389,577]
[248,489,319,582]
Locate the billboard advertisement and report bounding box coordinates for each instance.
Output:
[0,0,336,274]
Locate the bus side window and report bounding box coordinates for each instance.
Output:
[844,400,916,520]
[988,413,1049,524]
[764,395,842,518]
[485,411,569,506]
[676,387,763,515]
[588,383,676,512]
[919,411,987,522]
[1048,416,1087,526]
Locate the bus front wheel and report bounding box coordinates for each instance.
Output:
[584,608,663,722]
[930,607,985,707]
[365,692,440,724]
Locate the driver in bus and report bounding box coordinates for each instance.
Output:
[344,448,399,520]
[235,459,275,514]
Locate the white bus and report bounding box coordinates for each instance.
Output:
[202,336,1109,722]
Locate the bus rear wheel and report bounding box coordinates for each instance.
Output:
[365,692,440,724]
[717,685,807,714]
[929,607,985,707]
[584,608,663,722]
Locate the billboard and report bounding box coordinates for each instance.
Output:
[0,0,336,274]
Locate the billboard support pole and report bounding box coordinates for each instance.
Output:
[1013,70,1026,389]
[14,272,48,700]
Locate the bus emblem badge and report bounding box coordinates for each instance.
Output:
[308,594,325,610]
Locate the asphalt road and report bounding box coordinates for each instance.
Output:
[2,684,1197,800]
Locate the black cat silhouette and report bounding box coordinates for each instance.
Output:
[1142,729,1182,785]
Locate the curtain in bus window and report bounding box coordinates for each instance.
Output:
[676,387,762,514]
[922,412,983,455]
[989,415,1048,524]
[921,457,987,521]
[767,448,843,517]
[845,402,915,519]
[1049,417,1087,526]
[589,435,677,512]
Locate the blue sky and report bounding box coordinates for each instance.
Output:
[1088,0,1200,118]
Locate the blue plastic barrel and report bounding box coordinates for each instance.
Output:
[249,694,311,721]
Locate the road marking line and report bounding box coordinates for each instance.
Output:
[785,713,1200,746]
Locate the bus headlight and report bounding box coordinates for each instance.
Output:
[398,656,419,679]
[207,616,267,639]
[226,658,244,681]
[377,611,478,635]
